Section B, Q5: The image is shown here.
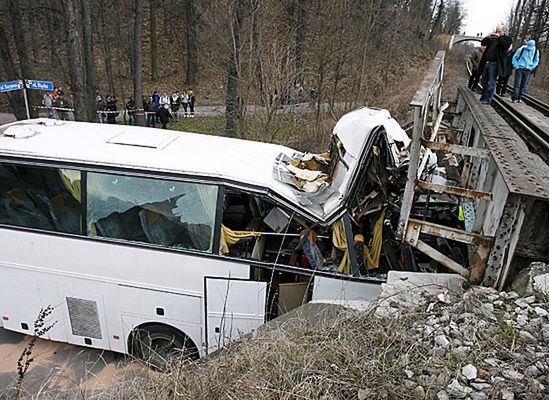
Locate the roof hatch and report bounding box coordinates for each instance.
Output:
[107,131,179,149]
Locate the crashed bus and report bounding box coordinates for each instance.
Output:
[0,108,421,364]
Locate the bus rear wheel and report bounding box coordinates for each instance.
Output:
[130,324,198,370]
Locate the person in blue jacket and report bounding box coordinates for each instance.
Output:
[511,39,540,103]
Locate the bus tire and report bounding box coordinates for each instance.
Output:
[129,323,199,369]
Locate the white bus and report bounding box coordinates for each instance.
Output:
[0,107,410,365]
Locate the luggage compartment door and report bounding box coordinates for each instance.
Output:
[205,277,266,353]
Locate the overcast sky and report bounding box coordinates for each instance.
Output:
[462,0,516,36]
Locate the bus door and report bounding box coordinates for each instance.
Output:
[205,277,266,353]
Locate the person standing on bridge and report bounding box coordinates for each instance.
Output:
[468,47,484,91]
[479,26,512,105]
[511,39,539,104]
[496,46,514,97]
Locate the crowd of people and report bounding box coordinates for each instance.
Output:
[96,90,197,129]
[468,27,540,105]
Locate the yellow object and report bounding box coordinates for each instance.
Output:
[334,210,385,274]
[458,206,465,221]
[220,224,262,254]
[58,169,81,202]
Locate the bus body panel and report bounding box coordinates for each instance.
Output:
[205,277,267,353]
[312,275,382,302]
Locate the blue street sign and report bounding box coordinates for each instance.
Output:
[26,80,54,91]
[0,80,23,93]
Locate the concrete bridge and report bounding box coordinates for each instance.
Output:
[449,34,482,49]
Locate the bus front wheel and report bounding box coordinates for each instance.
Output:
[130,323,198,369]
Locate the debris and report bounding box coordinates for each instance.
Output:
[446,378,472,398]
[511,262,549,296]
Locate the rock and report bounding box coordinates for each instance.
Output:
[500,388,515,400]
[446,378,472,398]
[506,291,519,300]
[524,364,540,377]
[462,364,478,380]
[404,380,417,390]
[519,330,537,344]
[511,262,549,296]
[542,324,549,341]
[470,392,488,400]
[502,369,524,381]
[516,314,528,326]
[435,335,451,348]
[533,273,549,296]
[483,358,500,367]
[454,346,470,358]
[436,390,450,400]
[514,298,530,309]
[470,382,491,391]
[534,306,548,318]
[481,303,496,319]
[477,368,491,379]
[404,369,414,378]
[358,389,371,400]
[413,385,425,399]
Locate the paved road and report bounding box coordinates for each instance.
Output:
[0,327,143,397]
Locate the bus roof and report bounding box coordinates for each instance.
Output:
[0,119,330,220]
[0,109,409,224]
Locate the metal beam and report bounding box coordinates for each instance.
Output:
[483,194,527,289]
[421,138,491,158]
[417,180,493,201]
[407,218,492,246]
[414,239,470,278]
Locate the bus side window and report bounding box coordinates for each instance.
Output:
[86,172,218,253]
[0,163,82,234]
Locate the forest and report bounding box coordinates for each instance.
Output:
[7,0,546,148]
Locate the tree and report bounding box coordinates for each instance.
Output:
[0,25,27,120]
[224,0,244,137]
[134,0,145,125]
[184,0,199,85]
[150,0,158,81]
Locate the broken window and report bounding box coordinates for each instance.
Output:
[220,189,340,272]
[87,172,218,252]
[0,163,82,234]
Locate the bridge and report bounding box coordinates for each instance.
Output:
[398,50,549,289]
[449,34,482,49]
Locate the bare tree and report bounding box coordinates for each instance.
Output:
[134,0,145,125]
[224,0,244,137]
[184,0,199,85]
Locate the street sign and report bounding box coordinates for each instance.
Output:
[26,80,54,91]
[0,80,23,93]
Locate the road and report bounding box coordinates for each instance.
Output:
[0,327,145,397]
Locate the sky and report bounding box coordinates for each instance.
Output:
[461,0,516,36]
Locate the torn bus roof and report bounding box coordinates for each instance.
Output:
[273,107,411,218]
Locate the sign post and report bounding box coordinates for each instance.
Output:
[0,79,54,120]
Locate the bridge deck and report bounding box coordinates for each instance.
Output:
[459,86,549,201]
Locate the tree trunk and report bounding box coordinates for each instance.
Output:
[134,0,145,125]
[224,0,244,138]
[184,0,198,85]
[7,0,37,117]
[295,0,308,84]
[99,0,115,95]
[533,0,547,42]
[81,0,96,119]
[150,0,158,81]
[64,0,95,122]
[125,0,135,77]
[0,25,26,120]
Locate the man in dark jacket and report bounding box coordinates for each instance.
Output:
[468,47,484,91]
[496,48,514,96]
[156,104,172,129]
[480,26,513,105]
